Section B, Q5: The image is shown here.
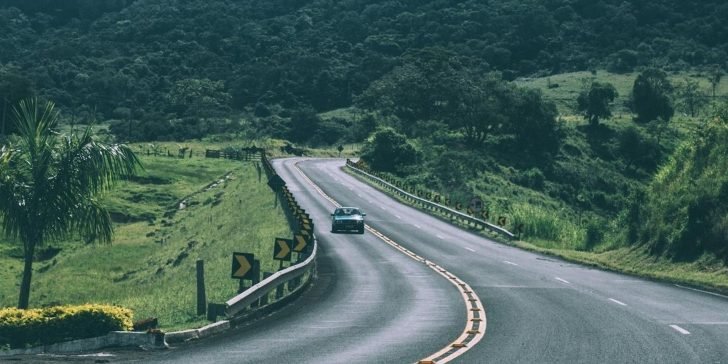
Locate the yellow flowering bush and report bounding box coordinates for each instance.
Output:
[0,304,133,349]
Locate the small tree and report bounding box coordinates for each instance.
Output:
[0,99,141,309]
[631,68,674,123]
[360,128,418,174]
[675,78,708,117]
[577,81,618,126]
[708,67,723,99]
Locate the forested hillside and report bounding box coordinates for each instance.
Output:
[1,0,727,128]
[2,0,728,273]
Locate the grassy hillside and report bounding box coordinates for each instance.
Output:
[0,144,291,330]
[346,70,728,293]
[633,110,728,262]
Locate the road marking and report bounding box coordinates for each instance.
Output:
[555,277,570,284]
[295,160,486,364]
[670,325,690,335]
[464,247,476,252]
[680,322,728,325]
[503,261,518,266]
[609,298,627,306]
[395,215,402,219]
[675,284,728,299]
[436,234,445,240]
[415,224,422,229]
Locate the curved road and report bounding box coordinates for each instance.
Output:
[11,158,728,363]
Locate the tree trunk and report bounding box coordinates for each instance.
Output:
[2,97,7,136]
[17,241,36,309]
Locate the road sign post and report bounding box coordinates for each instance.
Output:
[196,260,206,316]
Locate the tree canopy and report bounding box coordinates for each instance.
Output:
[0,99,140,308]
[0,0,725,133]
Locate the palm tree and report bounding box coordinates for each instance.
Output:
[0,98,141,309]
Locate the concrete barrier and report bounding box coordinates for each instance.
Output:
[0,331,167,356]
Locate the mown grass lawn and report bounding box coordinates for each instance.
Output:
[0,148,292,331]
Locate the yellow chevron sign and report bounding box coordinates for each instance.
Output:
[231,252,255,280]
[274,238,292,261]
[294,234,308,252]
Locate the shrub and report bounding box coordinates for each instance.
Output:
[583,219,605,250]
[0,304,133,349]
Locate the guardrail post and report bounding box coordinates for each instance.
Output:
[261,272,272,305]
[250,260,261,308]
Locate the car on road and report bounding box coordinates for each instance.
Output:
[331,207,366,234]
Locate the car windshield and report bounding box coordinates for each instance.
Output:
[336,208,360,216]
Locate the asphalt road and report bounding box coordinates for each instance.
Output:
[7,158,728,363]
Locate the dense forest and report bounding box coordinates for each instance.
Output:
[1,0,727,132]
[1,0,727,264]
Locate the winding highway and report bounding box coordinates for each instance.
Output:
[12,158,728,363]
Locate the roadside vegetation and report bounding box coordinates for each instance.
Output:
[350,69,728,293]
[0,142,291,330]
[0,0,727,330]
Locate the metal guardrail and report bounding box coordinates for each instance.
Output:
[225,239,317,316]
[223,153,318,317]
[345,161,515,239]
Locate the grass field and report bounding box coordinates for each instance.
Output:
[515,70,728,117]
[0,146,292,331]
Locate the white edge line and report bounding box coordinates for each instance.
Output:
[555,277,570,284]
[669,325,690,335]
[674,284,728,300]
[609,298,627,306]
[464,247,476,252]
[503,261,518,266]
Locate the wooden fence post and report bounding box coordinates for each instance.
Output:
[196,260,206,316]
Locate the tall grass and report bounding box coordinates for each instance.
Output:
[509,204,585,250]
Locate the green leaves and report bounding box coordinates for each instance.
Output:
[0,98,141,308]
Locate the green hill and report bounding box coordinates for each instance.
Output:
[633,107,728,262]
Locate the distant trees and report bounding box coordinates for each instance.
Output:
[0,99,140,309]
[631,69,674,123]
[0,65,34,135]
[577,81,618,126]
[166,78,232,118]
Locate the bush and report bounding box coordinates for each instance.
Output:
[0,304,133,349]
[584,219,605,250]
[512,167,545,190]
